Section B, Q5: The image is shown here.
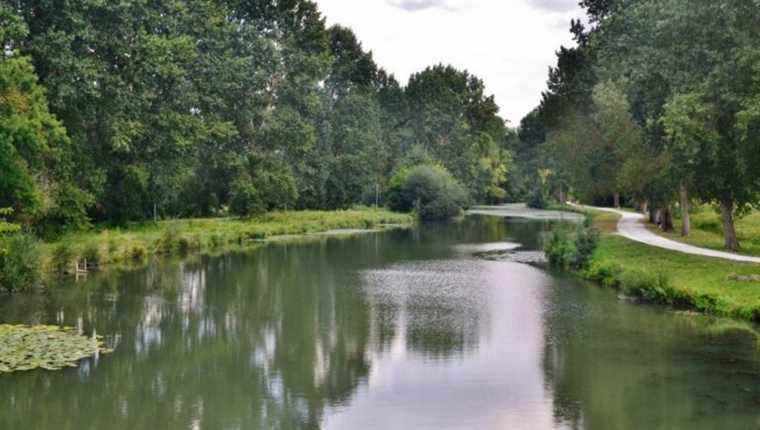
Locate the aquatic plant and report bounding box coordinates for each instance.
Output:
[0,324,111,373]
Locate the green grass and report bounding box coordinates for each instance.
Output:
[567,208,760,322]
[40,208,413,273]
[586,236,760,322]
[549,204,760,321]
[651,205,760,256]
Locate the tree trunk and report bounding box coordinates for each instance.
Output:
[613,192,621,208]
[719,199,739,252]
[641,200,648,214]
[650,207,659,225]
[558,186,566,205]
[660,206,674,232]
[679,184,690,237]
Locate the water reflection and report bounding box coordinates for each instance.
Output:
[541,276,760,430]
[0,216,757,429]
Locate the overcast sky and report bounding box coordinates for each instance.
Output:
[315,0,584,125]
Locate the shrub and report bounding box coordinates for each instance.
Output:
[129,244,148,263]
[209,233,224,248]
[618,270,672,302]
[159,224,182,253]
[386,164,469,221]
[107,239,119,258]
[36,183,94,240]
[230,180,265,217]
[0,233,40,293]
[544,227,575,269]
[82,243,101,268]
[584,261,623,288]
[543,221,599,270]
[51,242,76,275]
[527,187,548,209]
[177,236,192,254]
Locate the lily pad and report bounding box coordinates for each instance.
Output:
[0,324,112,373]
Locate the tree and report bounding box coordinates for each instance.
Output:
[0,51,87,231]
[595,0,760,250]
[405,64,508,199]
[387,165,469,221]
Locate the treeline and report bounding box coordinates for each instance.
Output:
[515,0,760,251]
[0,0,513,237]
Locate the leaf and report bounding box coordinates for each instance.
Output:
[0,324,112,374]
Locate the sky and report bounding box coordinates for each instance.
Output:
[315,0,584,125]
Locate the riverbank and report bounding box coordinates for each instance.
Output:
[556,205,760,322]
[41,208,414,275]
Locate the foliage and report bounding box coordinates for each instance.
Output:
[50,242,75,275]
[0,324,111,373]
[543,220,599,270]
[0,233,40,293]
[0,54,77,225]
[516,0,760,251]
[0,1,514,242]
[37,209,413,272]
[574,209,760,322]
[387,165,469,221]
[527,187,549,210]
[0,207,20,235]
[230,180,265,218]
[81,243,100,267]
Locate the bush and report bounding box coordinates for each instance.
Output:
[82,243,101,268]
[209,233,224,248]
[36,182,94,240]
[527,187,548,209]
[618,270,672,302]
[129,244,148,263]
[230,180,265,217]
[107,239,119,258]
[245,153,299,211]
[159,224,182,253]
[176,236,193,254]
[0,233,40,293]
[51,242,76,275]
[584,261,623,288]
[543,221,599,270]
[386,164,469,221]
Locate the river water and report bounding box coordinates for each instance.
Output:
[1,214,758,429]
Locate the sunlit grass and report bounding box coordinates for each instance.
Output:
[651,205,760,256]
[551,206,760,321]
[40,208,414,273]
[589,236,760,321]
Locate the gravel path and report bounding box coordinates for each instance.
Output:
[574,204,760,264]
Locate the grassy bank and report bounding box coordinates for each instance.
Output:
[647,205,760,257]
[553,205,760,322]
[41,208,413,274]
[586,235,760,322]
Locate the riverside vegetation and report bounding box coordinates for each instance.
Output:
[2,0,500,294]
[545,207,760,322]
[513,0,760,253]
[6,208,413,290]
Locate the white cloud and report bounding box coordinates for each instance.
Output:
[315,0,583,125]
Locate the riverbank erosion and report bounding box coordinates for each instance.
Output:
[39,209,414,277]
[582,209,760,322]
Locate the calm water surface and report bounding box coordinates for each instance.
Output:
[1,215,758,429]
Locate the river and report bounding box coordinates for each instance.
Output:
[1,213,758,429]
